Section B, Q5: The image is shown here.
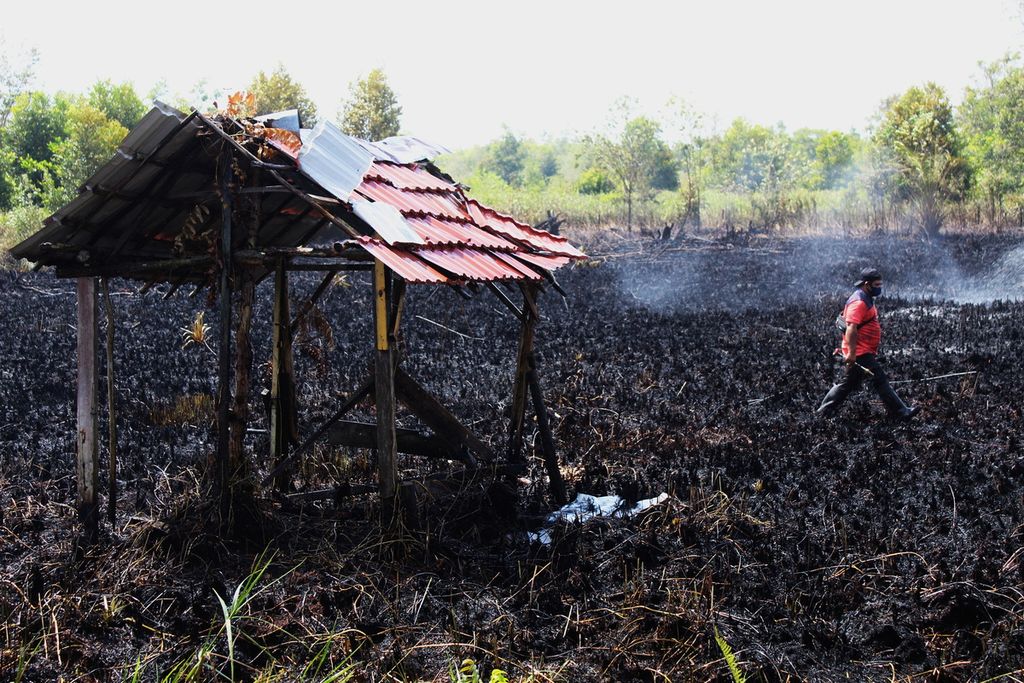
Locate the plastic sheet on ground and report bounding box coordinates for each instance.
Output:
[528,492,670,545]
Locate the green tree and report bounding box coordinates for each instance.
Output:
[5,91,69,164]
[485,129,525,185]
[960,55,1024,221]
[667,98,709,226]
[42,100,127,208]
[707,119,799,192]
[577,167,615,194]
[813,130,857,189]
[248,64,318,126]
[588,104,674,230]
[87,79,145,129]
[4,91,70,200]
[874,82,970,237]
[338,68,401,140]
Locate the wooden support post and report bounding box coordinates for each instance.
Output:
[527,352,567,505]
[100,278,118,525]
[373,260,399,524]
[507,284,539,462]
[270,260,297,491]
[76,277,99,540]
[215,148,234,496]
[229,270,255,480]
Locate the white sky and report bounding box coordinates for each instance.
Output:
[3,0,1022,149]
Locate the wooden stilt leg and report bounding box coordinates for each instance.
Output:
[527,352,567,505]
[215,148,233,498]
[76,277,99,540]
[373,260,399,525]
[100,278,118,525]
[507,284,538,462]
[270,260,297,491]
[229,271,255,479]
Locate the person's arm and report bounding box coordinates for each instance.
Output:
[844,324,858,364]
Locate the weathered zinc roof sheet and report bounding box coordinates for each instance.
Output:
[355,136,451,164]
[297,121,374,202]
[351,200,424,246]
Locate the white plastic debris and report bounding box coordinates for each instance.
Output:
[528,492,670,545]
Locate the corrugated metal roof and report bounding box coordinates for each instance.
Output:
[405,215,517,250]
[465,200,585,258]
[491,251,545,279]
[351,200,424,246]
[509,251,572,271]
[358,237,450,284]
[366,162,455,192]
[415,247,541,281]
[11,102,586,289]
[297,121,374,202]
[355,180,470,221]
[359,136,451,164]
[10,101,198,260]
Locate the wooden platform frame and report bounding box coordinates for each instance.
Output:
[71,132,568,538]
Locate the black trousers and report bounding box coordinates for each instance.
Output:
[817,353,910,416]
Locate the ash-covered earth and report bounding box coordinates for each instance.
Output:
[1,232,1022,681]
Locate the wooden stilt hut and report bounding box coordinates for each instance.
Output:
[10,101,585,537]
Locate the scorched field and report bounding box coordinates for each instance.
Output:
[1,232,1023,682]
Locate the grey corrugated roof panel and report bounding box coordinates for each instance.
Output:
[374,136,451,164]
[11,103,201,260]
[352,136,451,164]
[117,101,188,157]
[297,121,374,203]
[351,200,424,246]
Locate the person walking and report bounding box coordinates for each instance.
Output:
[817,267,920,419]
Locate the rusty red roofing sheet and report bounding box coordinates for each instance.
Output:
[358,236,449,284]
[414,247,542,281]
[366,162,456,192]
[491,251,546,279]
[465,200,584,257]
[501,251,571,272]
[405,215,518,251]
[355,180,470,221]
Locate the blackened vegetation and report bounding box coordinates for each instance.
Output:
[2,234,1023,681]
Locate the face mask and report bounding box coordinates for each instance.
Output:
[869,285,882,297]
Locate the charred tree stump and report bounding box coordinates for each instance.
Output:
[270,260,298,491]
[100,278,118,525]
[76,277,100,541]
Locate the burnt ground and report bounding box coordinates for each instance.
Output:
[1,232,1023,681]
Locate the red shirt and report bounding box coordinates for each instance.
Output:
[842,290,880,357]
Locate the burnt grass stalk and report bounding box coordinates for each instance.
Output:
[1,231,1024,681]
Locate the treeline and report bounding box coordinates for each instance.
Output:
[3,44,1024,251]
[444,56,1024,236]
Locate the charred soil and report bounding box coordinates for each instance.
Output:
[1,232,1023,681]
